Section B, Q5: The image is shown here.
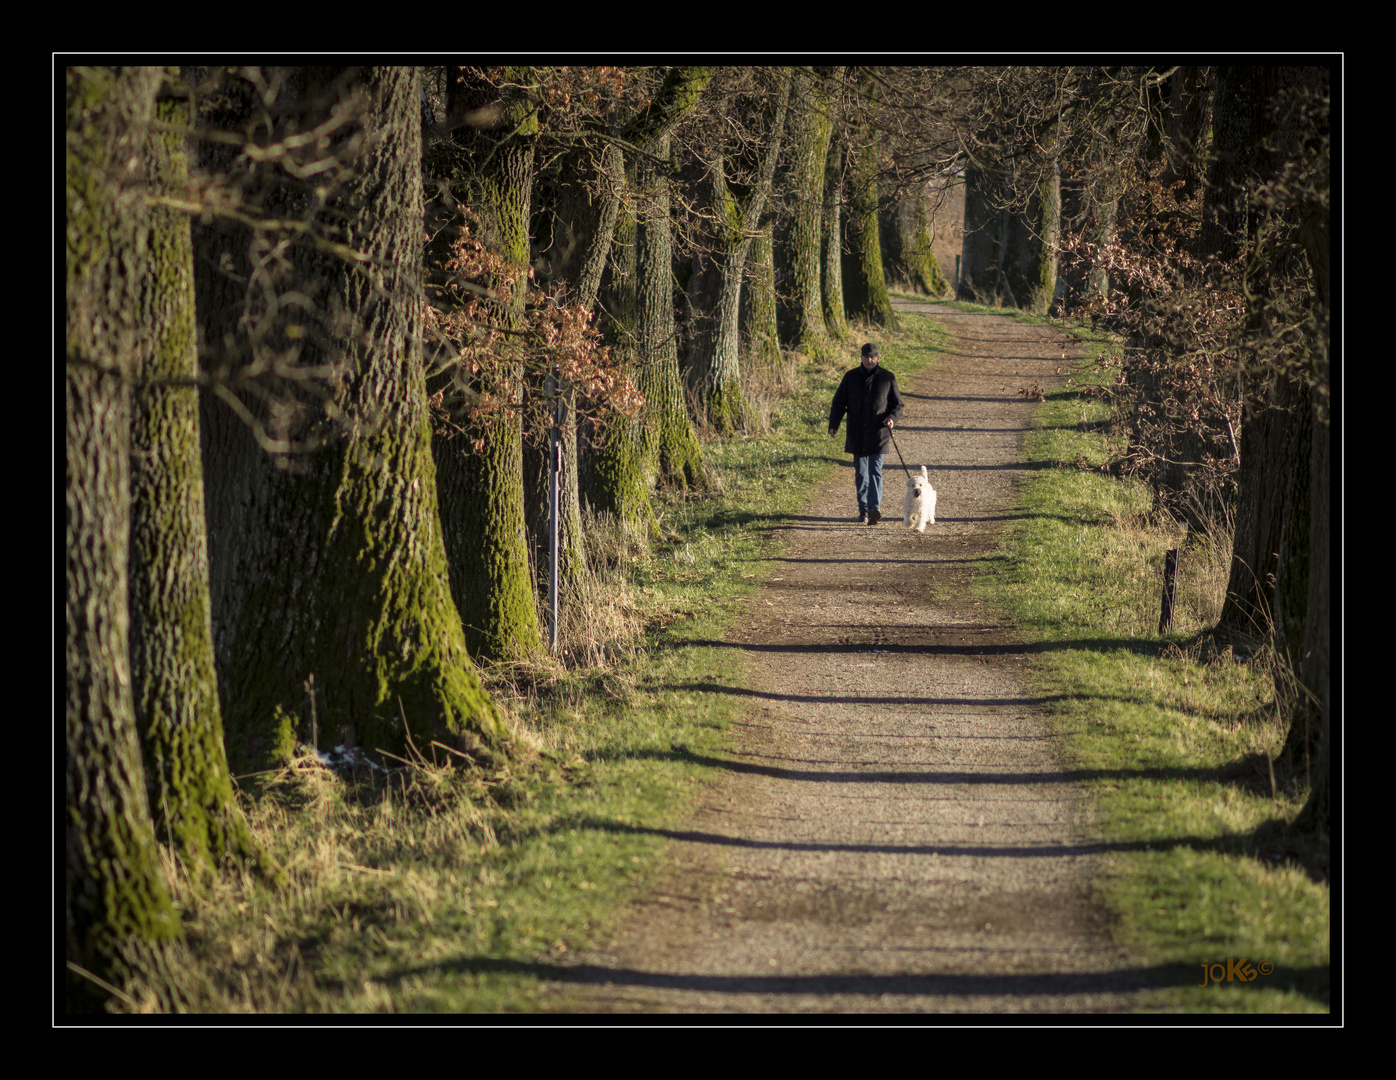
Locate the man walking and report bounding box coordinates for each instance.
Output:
[829,343,903,524]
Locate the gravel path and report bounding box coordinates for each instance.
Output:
[563,302,1146,1014]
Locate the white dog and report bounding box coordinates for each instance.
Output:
[903,466,937,532]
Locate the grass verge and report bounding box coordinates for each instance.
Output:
[972,309,1330,1014]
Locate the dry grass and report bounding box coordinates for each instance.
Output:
[117,745,509,1013]
[559,507,649,669]
[740,345,801,434]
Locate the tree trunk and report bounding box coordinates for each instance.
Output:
[637,138,706,490]
[1218,373,1301,639]
[1220,68,1320,643]
[1161,66,1212,203]
[881,181,949,296]
[65,64,183,1012]
[821,85,849,341]
[776,66,834,357]
[521,141,625,648]
[741,216,782,371]
[1283,74,1331,829]
[1199,67,1264,261]
[127,72,267,879]
[1087,173,1118,301]
[840,73,898,330]
[204,67,509,772]
[1028,161,1060,313]
[1289,394,1329,835]
[993,162,1058,314]
[434,65,543,662]
[959,160,1000,302]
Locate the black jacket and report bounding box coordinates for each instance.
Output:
[829,364,903,455]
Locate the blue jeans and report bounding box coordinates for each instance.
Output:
[853,453,885,514]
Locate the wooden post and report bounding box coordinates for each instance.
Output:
[1158,548,1179,635]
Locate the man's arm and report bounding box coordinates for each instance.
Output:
[829,371,849,435]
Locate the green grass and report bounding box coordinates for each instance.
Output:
[971,312,1330,1014]
[127,314,954,1014]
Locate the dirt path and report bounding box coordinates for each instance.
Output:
[561,302,1145,1013]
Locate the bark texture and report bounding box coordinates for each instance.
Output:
[127,77,266,878]
[821,120,849,341]
[881,182,949,297]
[741,218,781,371]
[841,101,899,330]
[958,161,1000,302]
[65,64,182,1011]
[434,65,543,662]
[637,136,706,491]
[775,66,834,357]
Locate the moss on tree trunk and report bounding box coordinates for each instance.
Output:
[588,132,706,522]
[841,132,899,330]
[959,160,1001,302]
[741,220,781,372]
[881,183,949,297]
[822,124,848,341]
[435,65,543,663]
[127,77,270,881]
[65,64,184,1012]
[776,66,834,357]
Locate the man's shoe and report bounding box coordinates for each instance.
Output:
[856,511,868,523]
[868,509,882,525]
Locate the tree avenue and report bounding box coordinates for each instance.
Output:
[64,62,1333,1011]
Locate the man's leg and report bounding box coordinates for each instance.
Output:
[867,453,886,523]
[853,454,870,519]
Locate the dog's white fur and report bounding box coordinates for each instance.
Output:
[903,466,937,532]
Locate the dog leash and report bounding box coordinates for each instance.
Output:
[886,425,914,479]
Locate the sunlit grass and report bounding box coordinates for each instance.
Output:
[975,326,1330,1014]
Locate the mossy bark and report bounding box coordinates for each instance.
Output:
[127,76,270,881]
[1086,177,1118,300]
[65,64,183,1012]
[531,142,624,608]
[821,122,848,341]
[776,66,833,357]
[588,132,706,521]
[882,183,949,296]
[1023,163,1060,314]
[741,220,781,372]
[434,65,543,662]
[841,133,899,330]
[637,137,705,490]
[958,160,1001,302]
[206,67,509,772]
[840,72,898,331]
